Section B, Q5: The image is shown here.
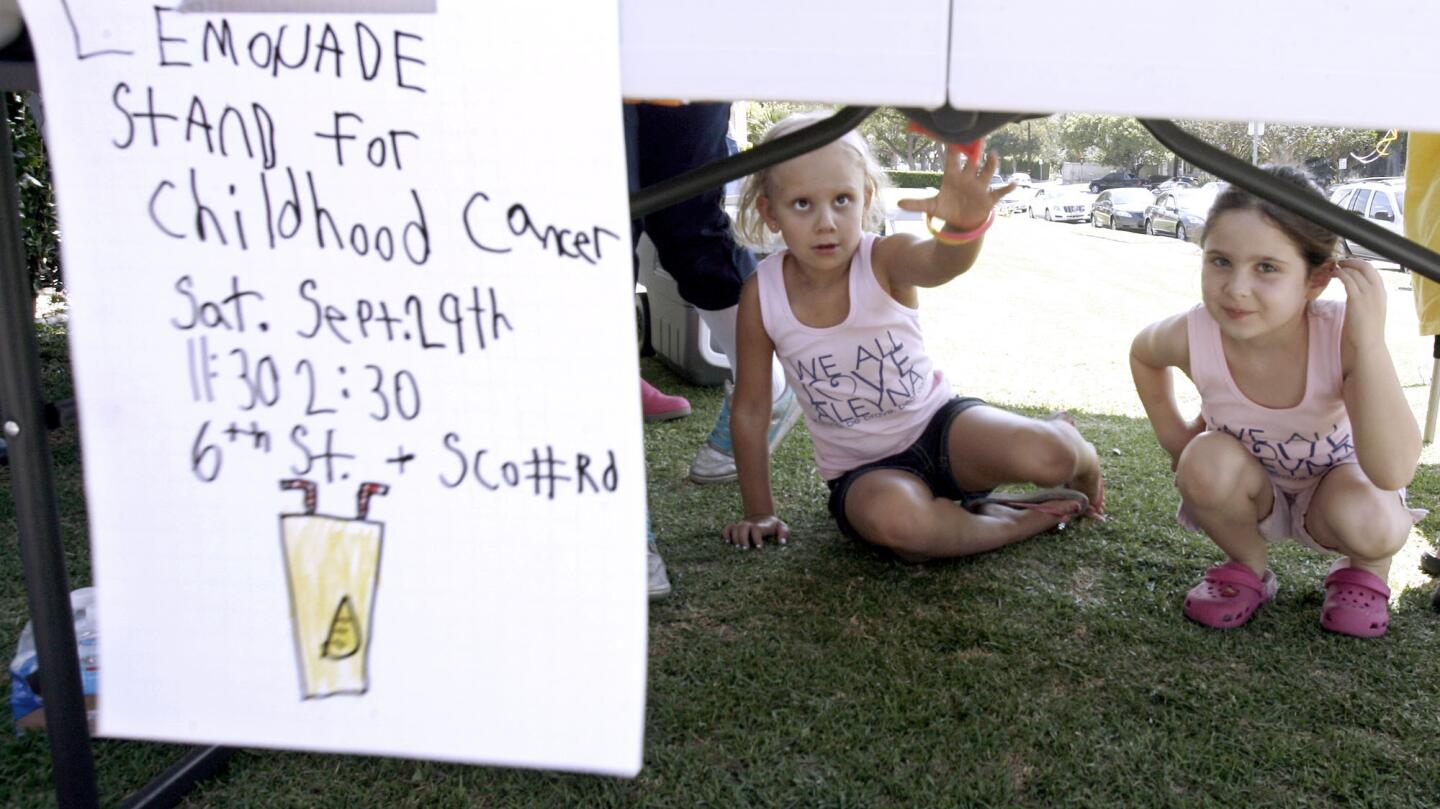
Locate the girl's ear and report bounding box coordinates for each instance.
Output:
[1307,259,1337,300]
[756,195,780,233]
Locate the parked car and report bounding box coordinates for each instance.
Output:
[1026,184,1059,218]
[1030,186,1097,223]
[879,186,930,237]
[1149,175,1200,194]
[1328,178,1406,262]
[1088,171,1147,193]
[1091,187,1155,232]
[998,184,1041,215]
[1145,188,1215,242]
[1008,172,1033,186]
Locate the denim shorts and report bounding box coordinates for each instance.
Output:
[825,396,991,542]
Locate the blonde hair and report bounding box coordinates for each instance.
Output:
[733,111,891,247]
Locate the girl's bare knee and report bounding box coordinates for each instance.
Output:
[860,509,936,559]
[1317,494,1411,560]
[1013,422,1080,487]
[1176,433,1256,507]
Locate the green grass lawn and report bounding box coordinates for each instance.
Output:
[3,338,1439,808]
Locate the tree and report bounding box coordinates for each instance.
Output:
[745,100,825,146]
[1268,125,1400,179]
[7,93,60,305]
[1060,114,1164,171]
[1174,119,1395,181]
[1174,119,1250,163]
[746,103,947,172]
[857,107,943,171]
[984,116,1061,178]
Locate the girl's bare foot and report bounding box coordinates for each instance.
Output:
[1046,412,1105,518]
[972,501,1076,535]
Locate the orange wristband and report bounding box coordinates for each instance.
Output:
[926,209,995,246]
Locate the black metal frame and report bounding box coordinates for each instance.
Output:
[0,51,234,809]
[7,40,1440,809]
[0,90,99,809]
[630,106,876,219]
[633,104,1440,284]
[1141,119,1440,282]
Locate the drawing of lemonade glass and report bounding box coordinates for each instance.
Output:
[280,480,387,699]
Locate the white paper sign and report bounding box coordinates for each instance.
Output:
[21,0,647,775]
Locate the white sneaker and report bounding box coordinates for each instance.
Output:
[647,539,672,600]
[688,384,803,484]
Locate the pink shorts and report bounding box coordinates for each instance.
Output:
[1176,467,1423,554]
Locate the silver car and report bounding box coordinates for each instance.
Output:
[1145,187,1219,243]
[1091,188,1155,232]
[1329,178,1405,262]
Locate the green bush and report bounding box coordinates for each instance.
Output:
[885,170,942,189]
[8,92,60,301]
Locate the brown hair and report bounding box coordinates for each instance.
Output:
[1203,165,1338,270]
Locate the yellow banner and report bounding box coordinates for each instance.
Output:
[1408,132,1440,335]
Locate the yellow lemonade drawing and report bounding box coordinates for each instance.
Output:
[279,480,388,699]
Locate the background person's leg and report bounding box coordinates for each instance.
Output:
[634,103,752,311]
[697,304,787,401]
[629,103,798,483]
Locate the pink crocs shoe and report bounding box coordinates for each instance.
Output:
[1183,561,1277,629]
[1321,566,1391,638]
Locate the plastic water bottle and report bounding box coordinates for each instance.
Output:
[75,607,98,696]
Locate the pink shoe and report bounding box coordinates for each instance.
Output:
[1321,566,1390,638]
[641,379,691,422]
[1183,561,1277,629]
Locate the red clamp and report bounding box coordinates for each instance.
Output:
[906,121,983,164]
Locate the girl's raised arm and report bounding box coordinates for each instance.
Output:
[1130,312,1204,467]
[723,276,791,549]
[873,150,1012,291]
[1335,258,1421,490]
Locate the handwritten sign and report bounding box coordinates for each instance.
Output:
[21,0,647,775]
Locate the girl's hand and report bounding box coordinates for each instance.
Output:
[896,149,1013,232]
[723,515,790,550]
[1333,258,1387,353]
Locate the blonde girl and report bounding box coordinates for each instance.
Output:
[722,113,1103,560]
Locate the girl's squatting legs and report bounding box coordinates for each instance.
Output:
[1175,431,1274,576]
[1303,463,1412,581]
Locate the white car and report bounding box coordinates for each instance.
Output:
[998,184,1041,215]
[1030,186,1098,223]
[1328,178,1405,263]
[879,186,933,237]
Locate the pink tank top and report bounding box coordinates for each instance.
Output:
[1186,299,1355,491]
[757,232,953,480]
